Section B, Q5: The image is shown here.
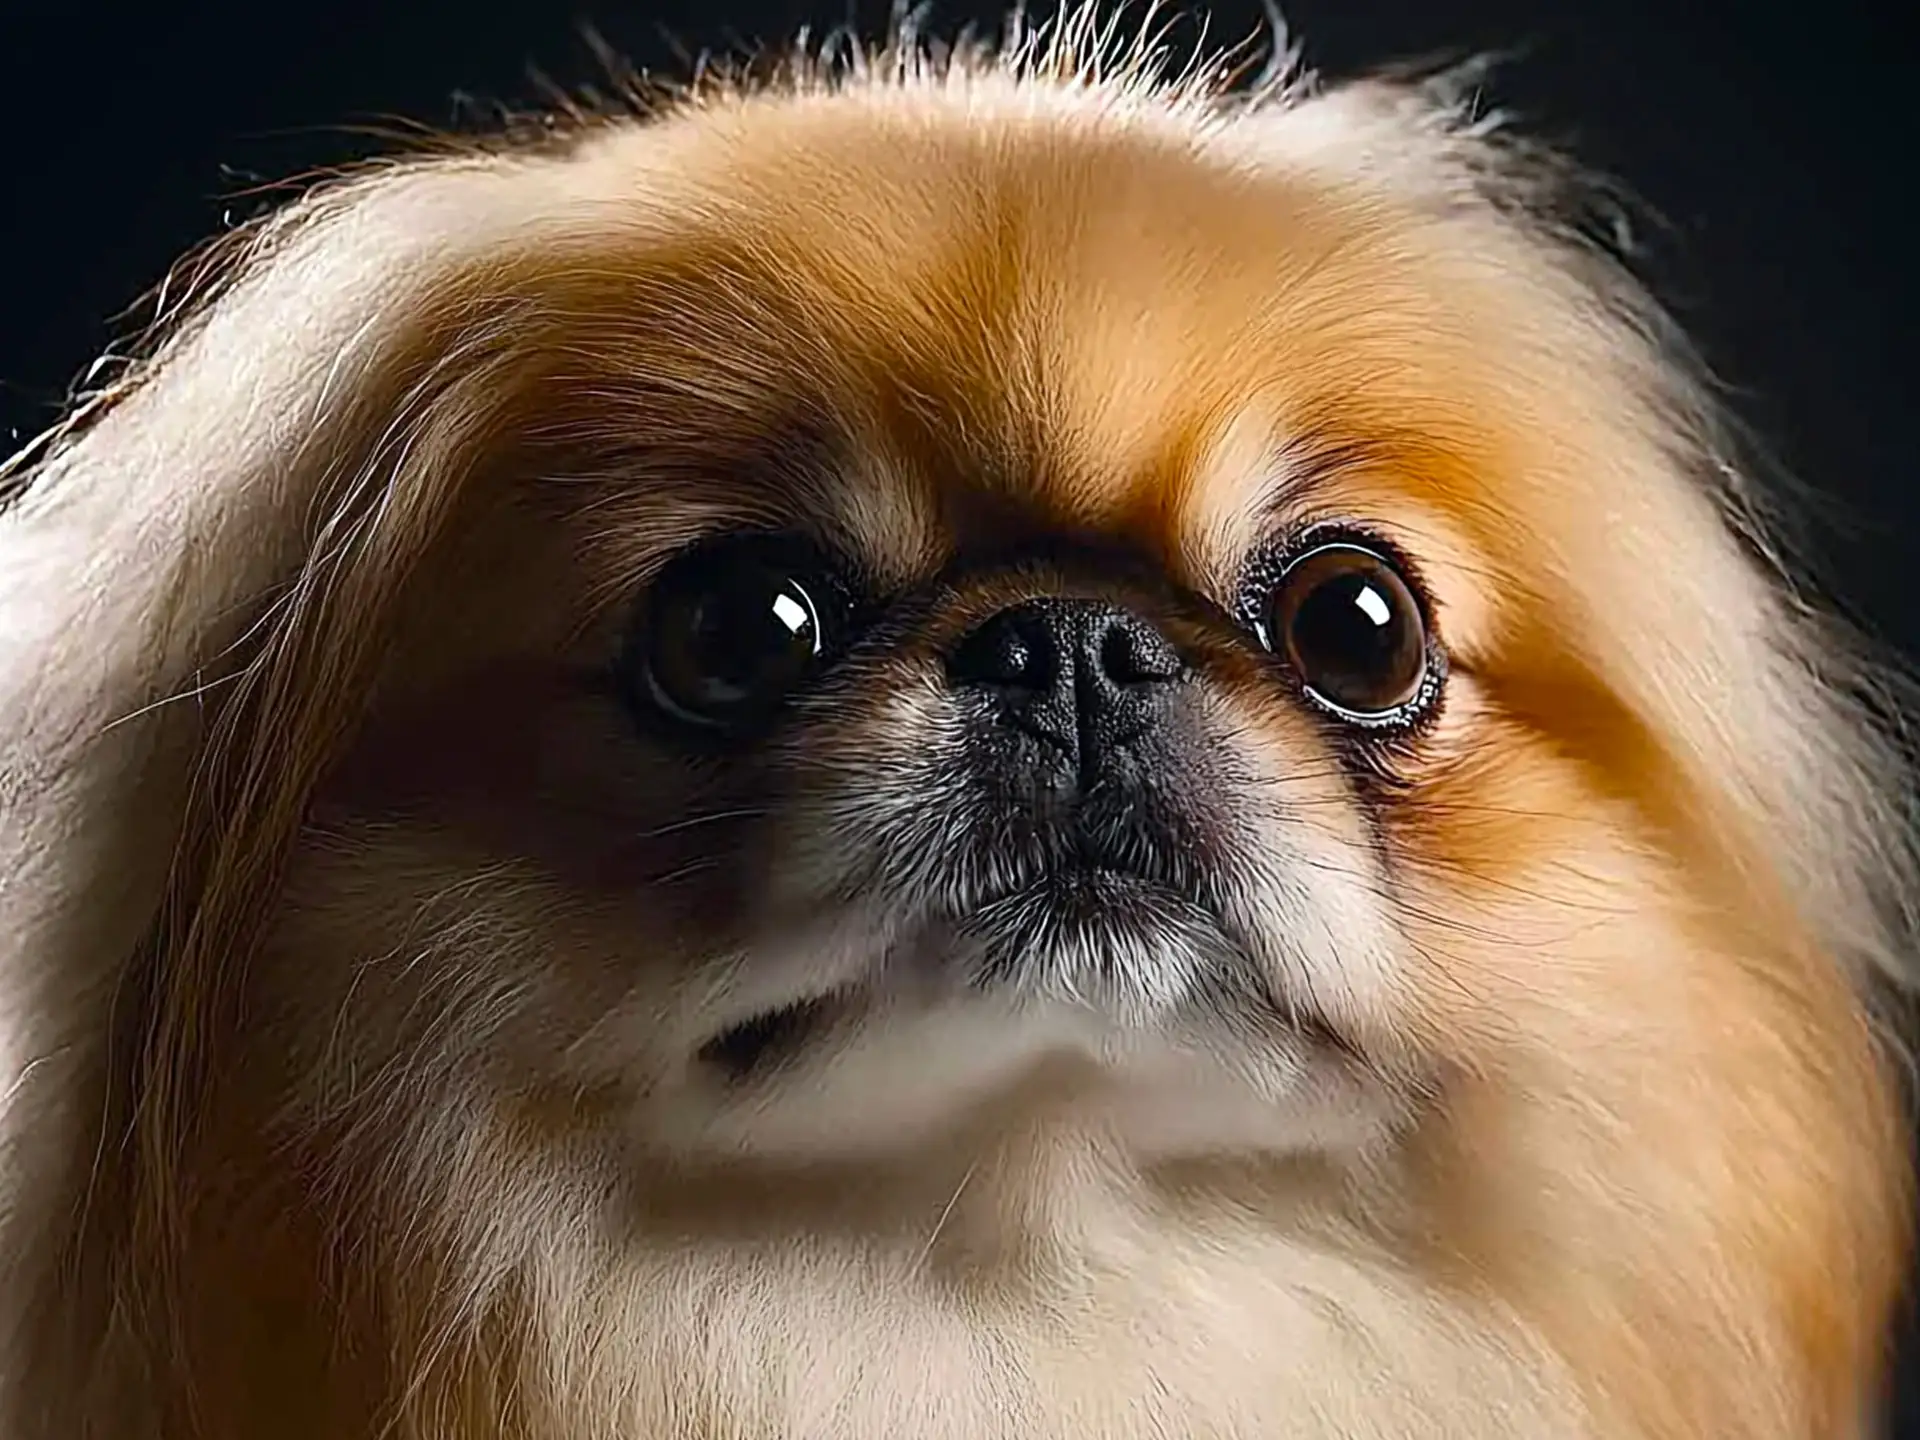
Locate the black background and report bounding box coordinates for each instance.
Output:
[1,0,1913,1424]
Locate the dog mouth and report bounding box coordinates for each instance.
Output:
[959,858,1203,937]
[695,841,1233,1080]
[977,861,1194,914]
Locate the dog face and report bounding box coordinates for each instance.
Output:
[277,105,1570,1184]
[1,22,1910,1440]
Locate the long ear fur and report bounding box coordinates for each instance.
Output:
[0,147,627,1434]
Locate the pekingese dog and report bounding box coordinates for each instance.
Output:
[0,9,1913,1438]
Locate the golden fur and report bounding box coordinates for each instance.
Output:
[0,12,1913,1437]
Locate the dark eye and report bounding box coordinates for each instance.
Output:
[1262,542,1432,723]
[624,536,844,734]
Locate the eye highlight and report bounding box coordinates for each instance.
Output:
[622,535,848,737]
[1252,538,1439,727]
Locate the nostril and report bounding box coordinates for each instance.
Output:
[951,603,1184,696]
[949,610,1051,690]
[1098,613,1185,686]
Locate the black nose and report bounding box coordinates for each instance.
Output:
[947,598,1187,783]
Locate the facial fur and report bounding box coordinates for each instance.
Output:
[0,13,1913,1439]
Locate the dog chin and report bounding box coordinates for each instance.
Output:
[642,887,1397,1167]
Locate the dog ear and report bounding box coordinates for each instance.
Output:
[0,144,624,1431]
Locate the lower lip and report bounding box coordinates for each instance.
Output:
[964,868,1208,941]
[696,873,1216,1079]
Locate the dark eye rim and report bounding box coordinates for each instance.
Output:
[1237,525,1447,732]
[618,530,859,742]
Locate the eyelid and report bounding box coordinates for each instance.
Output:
[1248,522,1439,618]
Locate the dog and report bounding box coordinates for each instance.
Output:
[1,11,1912,1436]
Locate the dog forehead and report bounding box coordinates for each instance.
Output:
[581,94,1428,581]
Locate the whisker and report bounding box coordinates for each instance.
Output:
[912,1158,979,1275]
[637,806,770,841]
